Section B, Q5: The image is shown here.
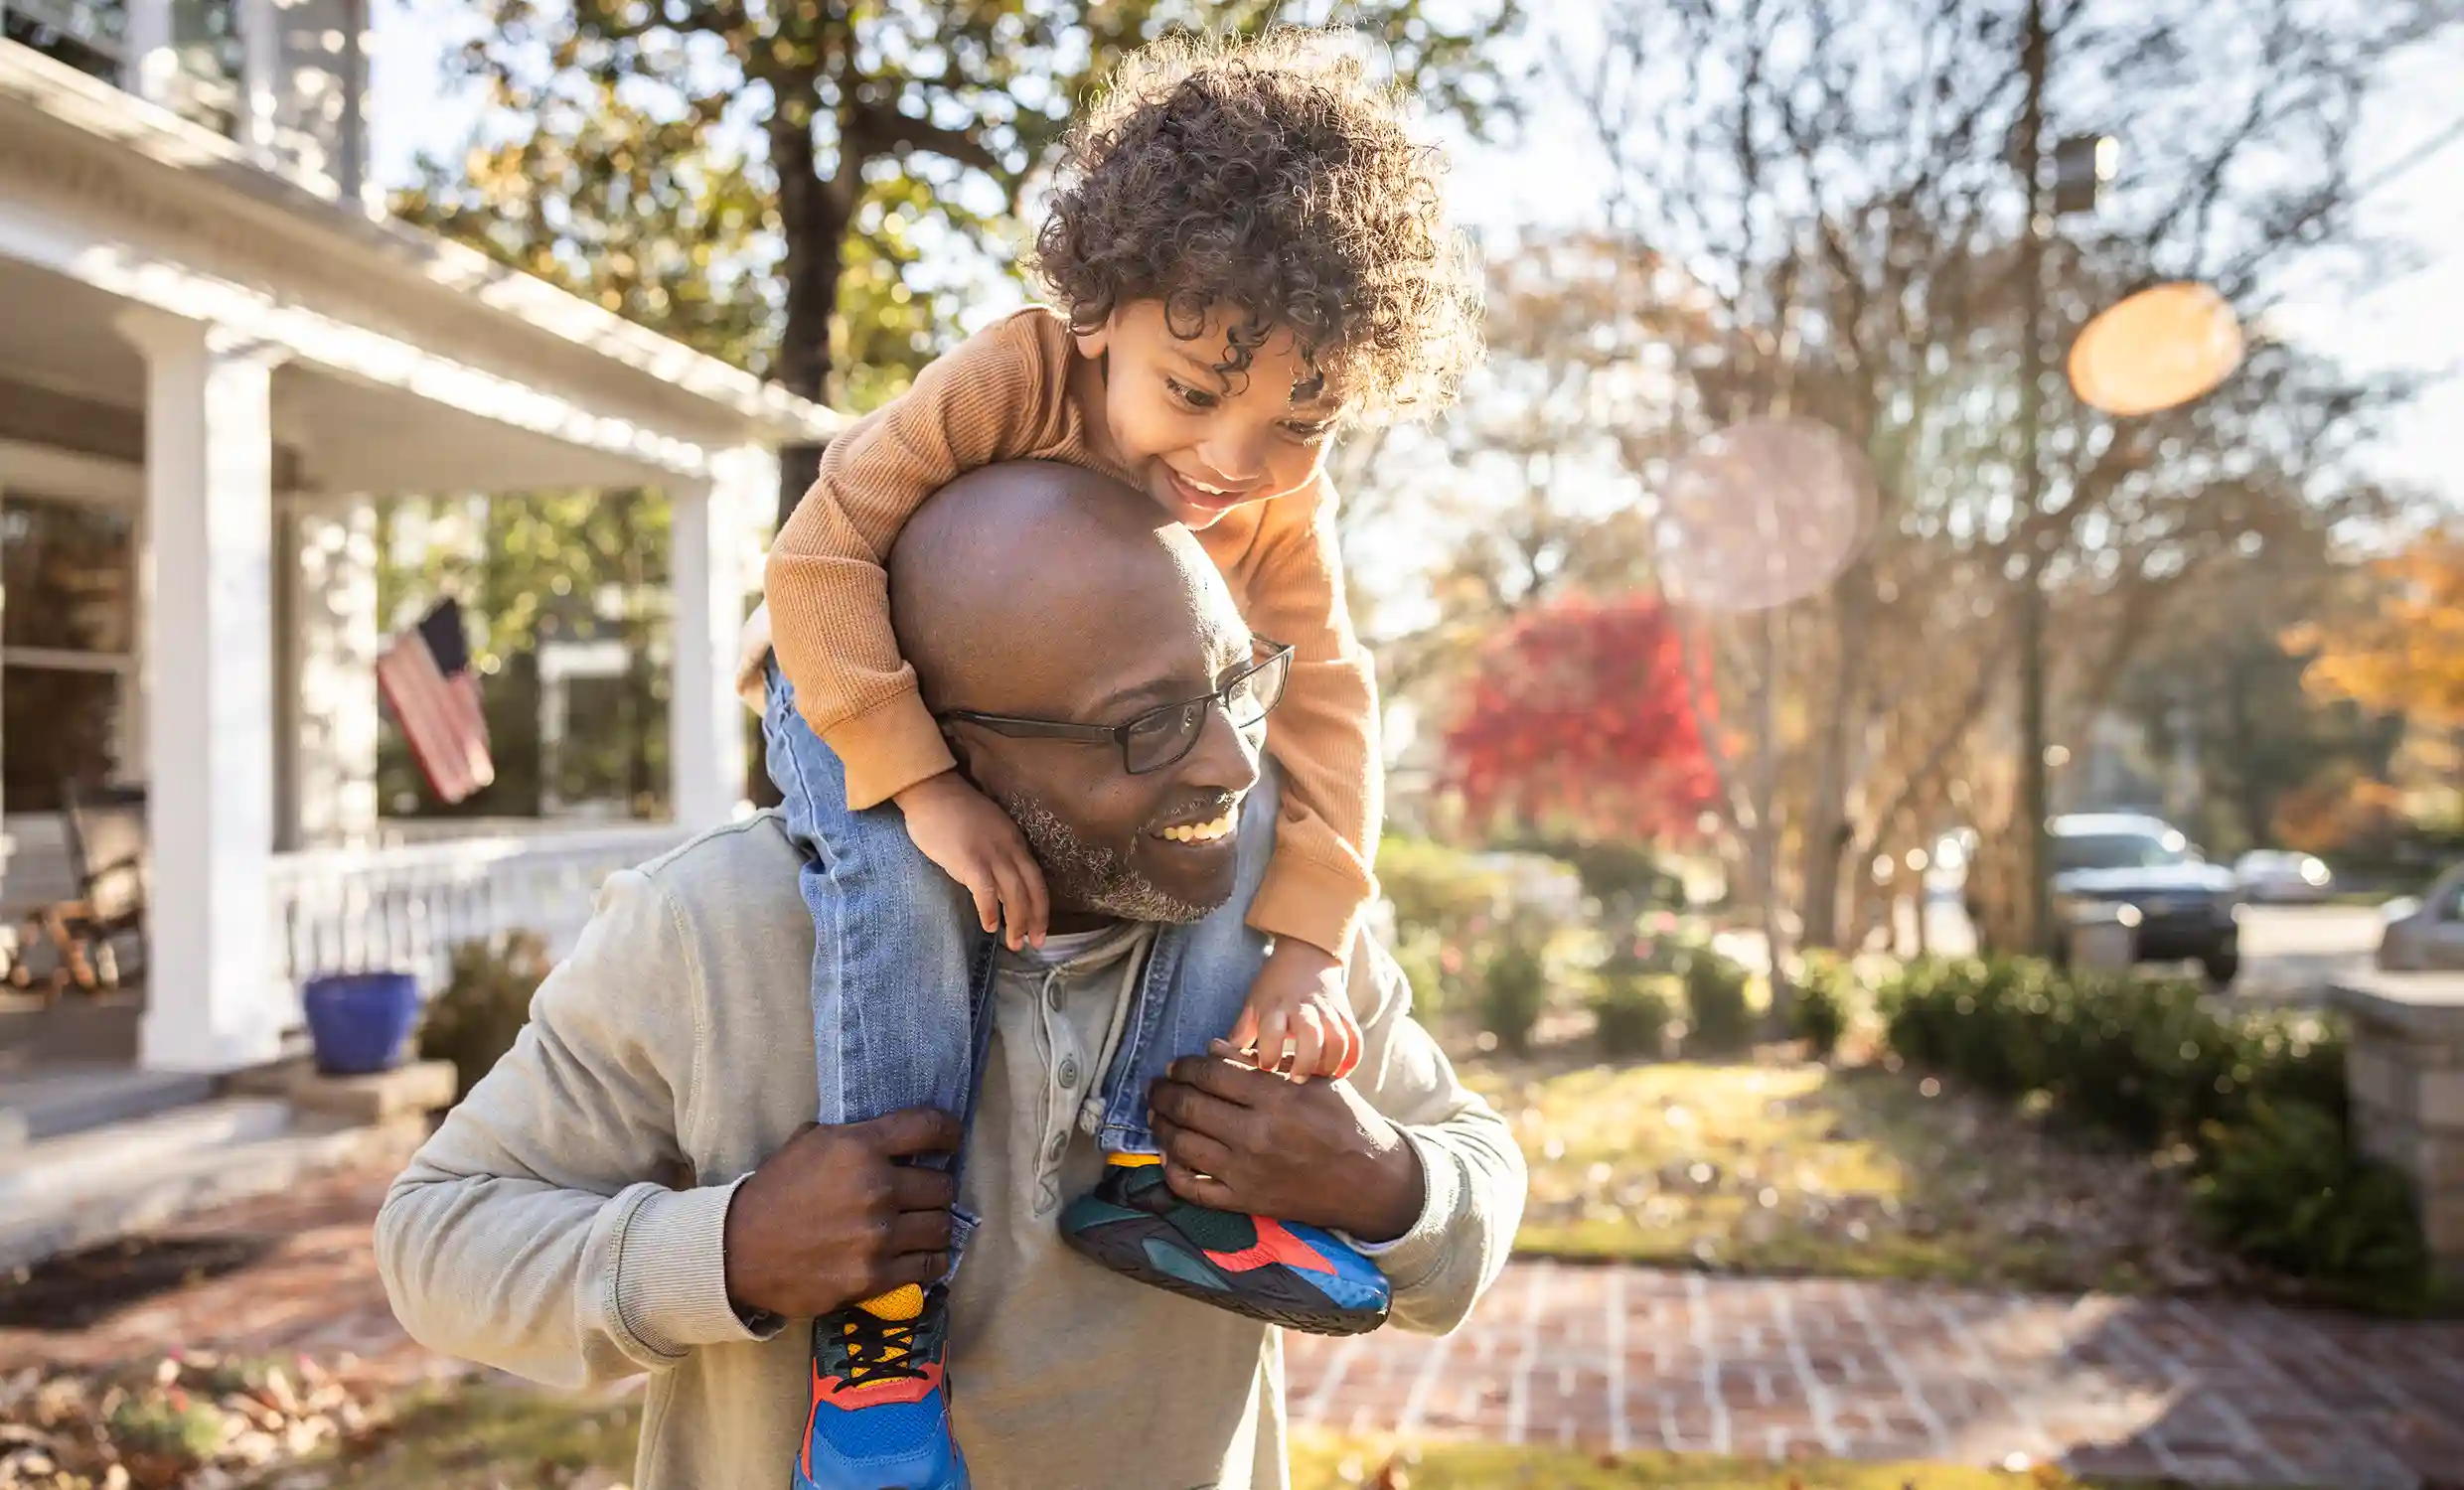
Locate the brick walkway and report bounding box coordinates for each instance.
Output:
[1287,1263,2464,1488]
[8,1168,2463,1487]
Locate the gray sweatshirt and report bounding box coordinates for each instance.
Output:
[376,815,1525,1490]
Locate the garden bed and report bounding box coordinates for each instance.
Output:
[1464,1054,2248,1294]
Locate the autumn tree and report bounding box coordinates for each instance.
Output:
[2296,525,2464,734]
[1560,0,2450,952]
[1441,594,1718,843]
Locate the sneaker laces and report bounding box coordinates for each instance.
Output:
[837,1309,927,1387]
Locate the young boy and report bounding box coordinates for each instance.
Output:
[750,31,1479,1490]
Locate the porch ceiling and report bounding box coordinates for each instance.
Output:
[0,43,842,489]
[0,255,710,495]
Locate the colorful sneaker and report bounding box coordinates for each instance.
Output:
[1059,1156,1391,1336]
[794,1283,969,1490]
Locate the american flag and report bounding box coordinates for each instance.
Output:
[378,598,495,805]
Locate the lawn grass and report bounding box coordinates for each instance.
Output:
[300,1382,641,1488]
[1293,1432,2183,1488]
[1463,1055,2235,1294]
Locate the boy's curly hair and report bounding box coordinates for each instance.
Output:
[1033,30,1482,422]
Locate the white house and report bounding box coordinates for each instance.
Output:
[0,0,834,1076]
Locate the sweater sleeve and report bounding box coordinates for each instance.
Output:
[1233,478,1384,957]
[374,870,779,1391]
[764,311,1074,809]
[1341,933,1526,1334]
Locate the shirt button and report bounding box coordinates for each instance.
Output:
[1047,1132,1068,1163]
[1046,982,1065,1011]
[1058,1057,1081,1090]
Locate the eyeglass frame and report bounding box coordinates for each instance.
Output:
[932,638,1295,777]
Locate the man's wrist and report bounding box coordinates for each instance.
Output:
[1338,1118,1426,1244]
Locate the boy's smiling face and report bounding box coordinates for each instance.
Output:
[1073,299,1348,530]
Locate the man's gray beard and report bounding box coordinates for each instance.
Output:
[999,792,1215,926]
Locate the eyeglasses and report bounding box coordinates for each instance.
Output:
[935,639,1294,776]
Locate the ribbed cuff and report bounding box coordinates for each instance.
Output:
[826,691,958,811]
[611,1178,780,1358]
[1247,852,1374,960]
[1343,1130,1457,1291]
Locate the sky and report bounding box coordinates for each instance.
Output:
[367,1,2464,507]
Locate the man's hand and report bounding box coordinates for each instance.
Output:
[721,1108,962,1320]
[1147,1046,1424,1243]
[895,770,1049,951]
[1228,940,1359,1082]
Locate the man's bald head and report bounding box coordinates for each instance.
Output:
[884,460,1265,928]
[889,461,1231,717]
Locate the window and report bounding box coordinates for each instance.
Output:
[3,493,136,813]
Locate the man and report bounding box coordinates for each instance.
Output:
[376,462,1525,1490]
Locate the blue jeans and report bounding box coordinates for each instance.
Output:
[763,664,1273,1174]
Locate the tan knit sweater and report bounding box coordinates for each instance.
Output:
[763,307,1381,957]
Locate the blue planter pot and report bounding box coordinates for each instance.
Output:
[301,971,421,1076]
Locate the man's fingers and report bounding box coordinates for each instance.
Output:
[1148,1078,1250,1140]
[1176,1049,1277,1101]
[889,1209,957,1255]
[1161,1159,1240,1213]
[887,1250,951,1287]
[860,1107,964,1157]
[1152,1114,1237,1178]
[886,1165,959,1211]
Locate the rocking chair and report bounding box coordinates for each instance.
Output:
[10,781,147,997]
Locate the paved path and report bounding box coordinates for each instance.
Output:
[1287,1262,2464,1488]
[8,1167,2462,1488]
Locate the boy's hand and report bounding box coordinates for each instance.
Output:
[1228,939,1360,1083]
[894,770,1048,950]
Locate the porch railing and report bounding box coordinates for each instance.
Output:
[266,823,692,1001]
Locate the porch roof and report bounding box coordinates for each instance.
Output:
[0,42,842,489]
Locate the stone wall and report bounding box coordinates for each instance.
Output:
[2335,973,2464,1288]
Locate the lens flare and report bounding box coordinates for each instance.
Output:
[1655,417,1879,613]
[2068,281,2243,417]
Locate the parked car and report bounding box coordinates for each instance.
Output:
[2050,813,2240,985]
[2233,848,2335,904]
[2378,862,2464,971]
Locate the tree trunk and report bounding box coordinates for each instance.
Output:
[1796,537,1877,952]
[751,83,851,812]
[1748,611,1794,1036]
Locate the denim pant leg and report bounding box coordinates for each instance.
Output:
[762,664,983,1138]
[1093,771,1282,1155]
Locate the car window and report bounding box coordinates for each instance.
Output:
[2054,833,2183,873]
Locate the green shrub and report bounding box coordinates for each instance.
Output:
[1788,950,1857,1058]
[1479,926,1551,1053]
[1878,954,2426,1308]
[2194,1100,2431,1312]
[1591,974,1677,1058]
[418,932,550,1102]
[1589,934,1677,1058]
[1680,943,1754,1055]
[1379,836,1507,945]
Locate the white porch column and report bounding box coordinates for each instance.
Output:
[290,498,381,847]
[668,445,769,828]
[120,311,288,1073]
[122,0,175,105]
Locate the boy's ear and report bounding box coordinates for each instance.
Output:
[1071,318,1113,361]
